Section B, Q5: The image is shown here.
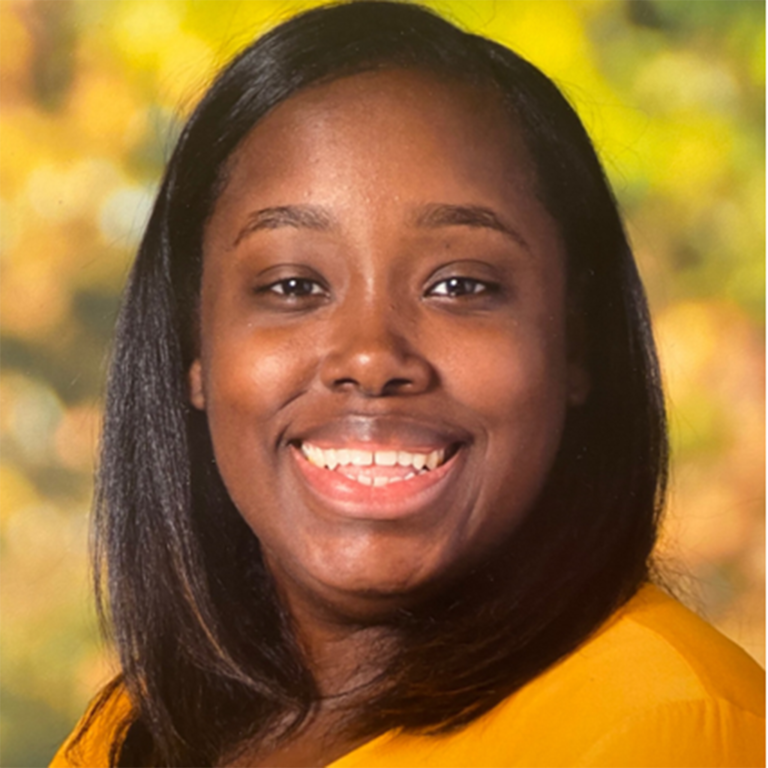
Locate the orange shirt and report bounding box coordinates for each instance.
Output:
[52,585,765,767]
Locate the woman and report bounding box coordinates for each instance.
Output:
[52,2,763,766]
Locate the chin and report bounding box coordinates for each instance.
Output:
[305,550,473,620]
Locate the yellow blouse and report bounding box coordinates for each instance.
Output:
[52,584,765,768]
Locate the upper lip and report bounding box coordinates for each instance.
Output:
[286,413,471,452]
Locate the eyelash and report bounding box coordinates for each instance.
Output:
[426,277,497,298]
[259,275,498,303]
[263,278,327,298]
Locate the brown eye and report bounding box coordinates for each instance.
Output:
[427,277,494,297]
[266,278,326,298]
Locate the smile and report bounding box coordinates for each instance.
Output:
[290,439,464,520]
[300,442,449,486]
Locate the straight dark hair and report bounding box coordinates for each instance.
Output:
[76,1,668,765]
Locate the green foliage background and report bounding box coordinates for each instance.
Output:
[0,1,764,765]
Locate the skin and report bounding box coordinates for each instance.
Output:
[189,70,588,766]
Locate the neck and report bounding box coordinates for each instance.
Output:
[288,595,398,702]
[264,557,408,700]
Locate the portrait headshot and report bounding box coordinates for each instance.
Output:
[0,1,764,766]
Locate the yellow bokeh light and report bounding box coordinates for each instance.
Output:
[156,32,215,111]
[66,68,143,154]
[24,158,122,223]
[0,240,72,338]
[0,2,32,100]
[113,0,182,69]
[0,464,40,525]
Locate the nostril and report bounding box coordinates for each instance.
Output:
[381,377,414,395]
[322,341,435,397]
[332,377,366,395]
[332,376,415,396]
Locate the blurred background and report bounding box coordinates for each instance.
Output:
[0,0,763,764]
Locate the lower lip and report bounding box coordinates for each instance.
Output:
[289,445,463,520]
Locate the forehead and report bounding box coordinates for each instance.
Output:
[202,68,560,267]
[248,68,518,146]
[217,68,539,203]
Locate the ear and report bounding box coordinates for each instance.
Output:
[188,359,206,410]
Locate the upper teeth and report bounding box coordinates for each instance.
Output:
[301,443,446,472]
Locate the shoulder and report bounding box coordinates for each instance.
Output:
[334,584,765,768]
[49,681,132,768]
[481,583,765,767]
[545,582,765,716]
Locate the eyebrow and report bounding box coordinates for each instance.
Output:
[232,202,530,250]
[233,205,334,246]
[412,203,530,251]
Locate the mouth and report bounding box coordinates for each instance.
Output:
[290,439,464,520]
[299,442,458,486]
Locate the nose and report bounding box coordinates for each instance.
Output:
[319,300,435,397]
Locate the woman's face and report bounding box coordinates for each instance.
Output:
[190,70,587,621]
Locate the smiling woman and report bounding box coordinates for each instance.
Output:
[50,2,763,767]
[189,69,578,613]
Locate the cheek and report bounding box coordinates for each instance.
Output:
[199,334,312,527]
[439,318,570,424]
[204,328,315,424]
[442,323,570,544]
[199,329,318,502]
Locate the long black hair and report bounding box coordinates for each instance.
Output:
[77,2,668,765]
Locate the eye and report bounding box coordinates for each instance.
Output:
[426,277,494,297]
[265,277,326,298]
